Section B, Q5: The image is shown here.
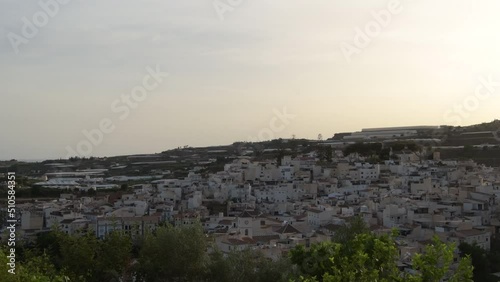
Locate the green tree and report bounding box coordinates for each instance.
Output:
[462,145,474,157]
[290,241,339,280]
[58,231,98,281]
[344,143,383,157]
[34,230,63,269]
[291,232,400,282]
[331,216,370,245]
[31,185,41,197]
[276,149,285,166]
[35,228,133,282]
[290,234,473,282]
[290,217,371,279]
[316,146,333,163]
[94,231,132,281]
[206,249,295,282]
[137,224,208,281]
[87,188,97,196]
[0,248,69,282]
[459,242,498,282]
[409,237,473,282]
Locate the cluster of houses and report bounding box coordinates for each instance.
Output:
[2,148,499,269]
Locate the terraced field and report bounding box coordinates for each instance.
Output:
[442,131,500,146]
[439,147,500,167]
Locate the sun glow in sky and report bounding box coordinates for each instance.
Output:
[1,0,499,159]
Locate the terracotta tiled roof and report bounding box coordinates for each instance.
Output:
[455,229,489,238]
[60,219,75,224]
[239,210,259,218]
[253,235,280,243]
[275,224,300,234]
[308,209,324,214]
[224,237,256,245]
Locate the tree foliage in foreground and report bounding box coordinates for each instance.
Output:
[0,248,69,282]
[1,222,474,282]
[136,224,208,281]
[290,234,473,282]
[459,238,500,282]
[136,224,294,282]
[331,216,370,245]
[28,228,132,282]
[205,249,295,282]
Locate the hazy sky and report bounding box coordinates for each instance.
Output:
[1,0,499,160]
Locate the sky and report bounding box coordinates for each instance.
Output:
[1,0,500,160]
